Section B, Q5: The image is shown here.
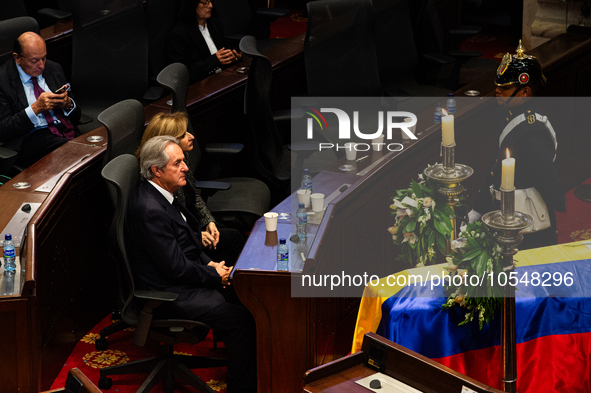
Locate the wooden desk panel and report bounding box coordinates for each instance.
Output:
[0,131,113,392]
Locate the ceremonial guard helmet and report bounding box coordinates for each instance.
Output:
[495,40,547,87]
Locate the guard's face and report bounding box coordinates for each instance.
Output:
[495,84,527,106]
[155,143,188,193]
[14,40,47,77]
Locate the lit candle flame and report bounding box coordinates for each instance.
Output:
[506,148,510,159]
[441,108,448,116]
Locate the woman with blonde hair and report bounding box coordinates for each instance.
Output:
[136,111,244,265]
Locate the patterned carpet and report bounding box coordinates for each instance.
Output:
[50,315,228,393]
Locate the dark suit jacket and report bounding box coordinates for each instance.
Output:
[166,17,227,83]
[0,59,81,151]
[125,180,225,319]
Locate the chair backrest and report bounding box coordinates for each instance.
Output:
[373,0,419,83]
[240,35,285,188]
[71,0,149,103]
[0,17,40,65]
[214,0,253,37]
[304,0,382,96]
[0,0,28,22]
[145,0,181,80]
[98,99,145,164]
[156,62,202,171]
[101,154,141,325]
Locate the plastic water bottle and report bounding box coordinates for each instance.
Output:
[434,102,442,124]
[296,203,307,239]
[301,168,312,193]
[446,93,456,114]
[3,234,16,275]
[277,239,289,271]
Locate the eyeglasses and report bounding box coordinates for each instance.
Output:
[199,0,213,6]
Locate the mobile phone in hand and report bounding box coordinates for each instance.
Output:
[54,84,68,94]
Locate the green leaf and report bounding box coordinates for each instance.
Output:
[410,179,424,198]
[436,233,447,255]
[428,231,435,249]
[405,219,417,233]
[473,250,487,277]
[461,248,482,262]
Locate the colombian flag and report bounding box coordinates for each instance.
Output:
[353,242,591,392]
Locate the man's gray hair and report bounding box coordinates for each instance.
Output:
[139,135,180,180]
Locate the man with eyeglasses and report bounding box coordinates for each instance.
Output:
[0,32,80,174]
[167,0,242,83]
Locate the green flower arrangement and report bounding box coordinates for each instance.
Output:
[441,222,505,329]
[387,171,454,268]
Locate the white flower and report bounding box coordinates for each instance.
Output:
[451,238,467,252]
[387,226,399,235]
[396,208,408,219]
[415,261,425,268]
[406,208,414,217]
[402,232,418,244]
[423,197,433,208]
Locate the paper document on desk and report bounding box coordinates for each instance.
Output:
[355,373,422,392]
[35,154,90,193]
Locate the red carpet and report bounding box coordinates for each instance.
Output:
[50,315,228,392]
[270,10,307,39]
[557,178,591,244]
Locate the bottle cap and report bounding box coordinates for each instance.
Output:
[279,238,286,244]
[298,203,305,209]
[303,168,309,174]
[5,234,11,240]
[448,93,454,97]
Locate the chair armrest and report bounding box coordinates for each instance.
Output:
[204,143,243,156]
[133,290,179,346]
[37,8,72,23]
[195,180,231,191]
[256,7,289,23]
[288,142,324,151]
[135,290,179,302]
[423,52,456,66]
[0,146,18,159]
[447,50,483,59]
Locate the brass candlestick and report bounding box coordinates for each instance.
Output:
[424,143,473,252]
[482,187,533,393]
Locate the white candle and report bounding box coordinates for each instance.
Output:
[501,149,515,190]
[442,114,455,146]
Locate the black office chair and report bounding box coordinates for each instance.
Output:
[145,0,182,99]
[71,0,150,133]
[37,0,73,29]
[0,0,28,22]
[372,0,453,96]
[213,0,288,49]
[97,99,145,166]
[416,0,497,89]
[156,62,271,230]
[93,99,145,348]
[0,17,41,177]
[98,154,226,393]
[240,36,336,199]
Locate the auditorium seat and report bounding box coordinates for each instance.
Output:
[99,154,227,393]
[71,0,150,134]
[240,36,336,199]
[156,62,271,232]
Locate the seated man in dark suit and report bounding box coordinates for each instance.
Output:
[166,0,241,83]
[126,135,257,393]
[0,32,80,173]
